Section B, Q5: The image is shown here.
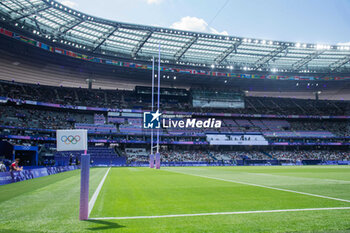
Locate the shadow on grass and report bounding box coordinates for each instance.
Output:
[86,219,125,231]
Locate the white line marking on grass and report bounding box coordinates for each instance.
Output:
[89,207,350,220]
[88,167,111,216]
[166,169,350,203]
[244,172,350,184]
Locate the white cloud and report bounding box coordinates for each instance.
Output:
[209,27,228,36]
[146,0,163,4]
[171,17,207,32]
[57,0,78,8]
[170,16,228,36]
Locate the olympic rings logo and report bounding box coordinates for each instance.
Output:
[61,135,81,145]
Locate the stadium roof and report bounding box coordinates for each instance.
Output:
[1,0,350,74]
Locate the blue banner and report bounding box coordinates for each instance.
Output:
[0,166,78,185]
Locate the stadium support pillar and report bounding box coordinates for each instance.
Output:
[79,154,90,220]
[150,154,154,168]
[86,78,95,90]
[155,152,160,169]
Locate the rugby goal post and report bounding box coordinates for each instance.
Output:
[56,129,89,220]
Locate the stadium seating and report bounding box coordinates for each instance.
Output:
[75,123,117,133]
[124,149,350,163]
[0,80,349,166]
[263,131,335,138]
[0,80,348,116]
[54,147,125,166]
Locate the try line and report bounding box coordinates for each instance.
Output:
[88,167,111,216]
[165,169,350,204]
[89,207,350,220]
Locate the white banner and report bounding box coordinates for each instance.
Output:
[107,112,121,116]
[56,130,88,151]
[193,99,244,109]
[206,134,268,145]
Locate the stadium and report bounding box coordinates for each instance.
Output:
[0,0,349,232]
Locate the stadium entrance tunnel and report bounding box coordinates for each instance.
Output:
[13,145,38,166]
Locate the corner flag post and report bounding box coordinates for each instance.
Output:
[79,151,90,220]
[56,129,89,220]
[155,44,161,169]
[150,56,155,168]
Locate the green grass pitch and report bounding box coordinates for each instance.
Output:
[1,166,350,232]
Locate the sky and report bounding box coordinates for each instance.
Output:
[58,0,350,45]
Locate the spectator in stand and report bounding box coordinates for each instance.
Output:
[10,158,23,171]
[0,161,6,172]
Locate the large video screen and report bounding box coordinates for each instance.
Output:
[192,90,244,108]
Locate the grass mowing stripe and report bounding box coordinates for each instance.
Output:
[166,169,350,203]
[0,169,80,203]
[89,207,350,220]
[88,167,111,216]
